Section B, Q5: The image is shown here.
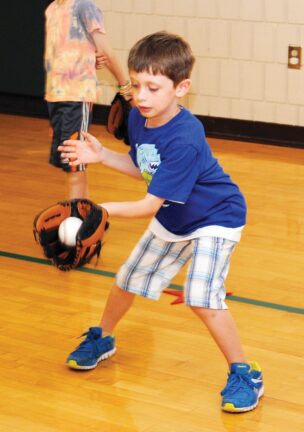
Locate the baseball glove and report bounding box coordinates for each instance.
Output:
[107,92,132,145]
[33,199,108,271]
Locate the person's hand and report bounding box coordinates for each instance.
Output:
[58,132,104,166]
[95,52,108,69]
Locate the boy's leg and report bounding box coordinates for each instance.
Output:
[66,285,134,370]
[100,231,192,332]
[66,230,192,370]
[100,231,192,333]
[99,285,136,334]
[185,236,263,412]
[190,307,245,364]
[185,236,244,363]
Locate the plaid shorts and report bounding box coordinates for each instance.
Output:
[116,230,237,309]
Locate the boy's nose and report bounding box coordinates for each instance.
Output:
[136,87,147,101]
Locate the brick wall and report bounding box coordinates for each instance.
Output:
[95,0,304,127]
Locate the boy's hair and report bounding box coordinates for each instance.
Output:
[128,31,195,86]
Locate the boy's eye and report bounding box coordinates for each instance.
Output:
[149,88,158,92]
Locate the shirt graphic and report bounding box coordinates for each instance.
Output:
[136,144,161,186]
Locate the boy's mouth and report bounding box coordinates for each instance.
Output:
[138,106,152,114]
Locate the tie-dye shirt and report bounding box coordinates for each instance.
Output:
[44,0,105,102]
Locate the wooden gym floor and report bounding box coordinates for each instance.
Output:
[0,113,303,431]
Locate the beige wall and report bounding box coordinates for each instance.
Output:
[95,0,304,127]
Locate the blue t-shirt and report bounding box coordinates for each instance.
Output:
[128,107,247,236]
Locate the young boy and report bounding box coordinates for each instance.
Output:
[59,31,263,413]
[44,0,131,199]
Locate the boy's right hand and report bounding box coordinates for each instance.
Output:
[58,132,104,166]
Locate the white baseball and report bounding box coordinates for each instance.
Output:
[58,217,83,247]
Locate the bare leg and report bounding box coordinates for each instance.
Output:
[67,171,88,199]
[99,285,135,334]
[190,307,246,365]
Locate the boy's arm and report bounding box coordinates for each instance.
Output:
[101,146,142,178]
[101,193,165,218]
[60,133,165,217]
[91,31,128,87]
[60,132,142,179]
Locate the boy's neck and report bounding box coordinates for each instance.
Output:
[145,106,181,128]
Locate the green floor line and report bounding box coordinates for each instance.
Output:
[1,250,303,315]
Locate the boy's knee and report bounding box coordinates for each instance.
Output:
[190,305,211,314]
[189,305,225,321]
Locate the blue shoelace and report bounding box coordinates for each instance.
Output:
[73,330,99,354]
[222,373,256,396]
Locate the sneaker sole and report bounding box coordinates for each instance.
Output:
[222,386,264,413]
[67,347,116,370]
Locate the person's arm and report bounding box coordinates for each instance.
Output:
[91,31,128,87]
[101,193,165,218]
[59,132,142,179]
[95,53,107,70]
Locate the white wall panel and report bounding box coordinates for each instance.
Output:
[265,0,287,22]
[253,101,275,122]
[231,21,253,59]
[265,64,287,102]
[220,60,240,97]
[275,103,298,124]
[231,99,253,120]
[197,0,218,18]
[95,0,304,126]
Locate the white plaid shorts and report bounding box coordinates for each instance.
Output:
[116,229,237,309]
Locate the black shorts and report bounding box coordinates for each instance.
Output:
[47,101,93,172]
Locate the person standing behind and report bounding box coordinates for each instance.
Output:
[44,0,131,198]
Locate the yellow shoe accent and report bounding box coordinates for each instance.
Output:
[67,359,81,369]
[249,360,262,372]
[222,403,239,412]
[222,401,260,413]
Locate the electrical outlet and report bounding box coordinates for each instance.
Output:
[288,45,302,69]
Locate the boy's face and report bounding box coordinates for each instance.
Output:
[129,69,190,127]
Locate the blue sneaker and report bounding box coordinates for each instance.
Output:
[221,361,264,412]
[66,327,116,370]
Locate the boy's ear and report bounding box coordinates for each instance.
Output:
[175,79,191,97]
